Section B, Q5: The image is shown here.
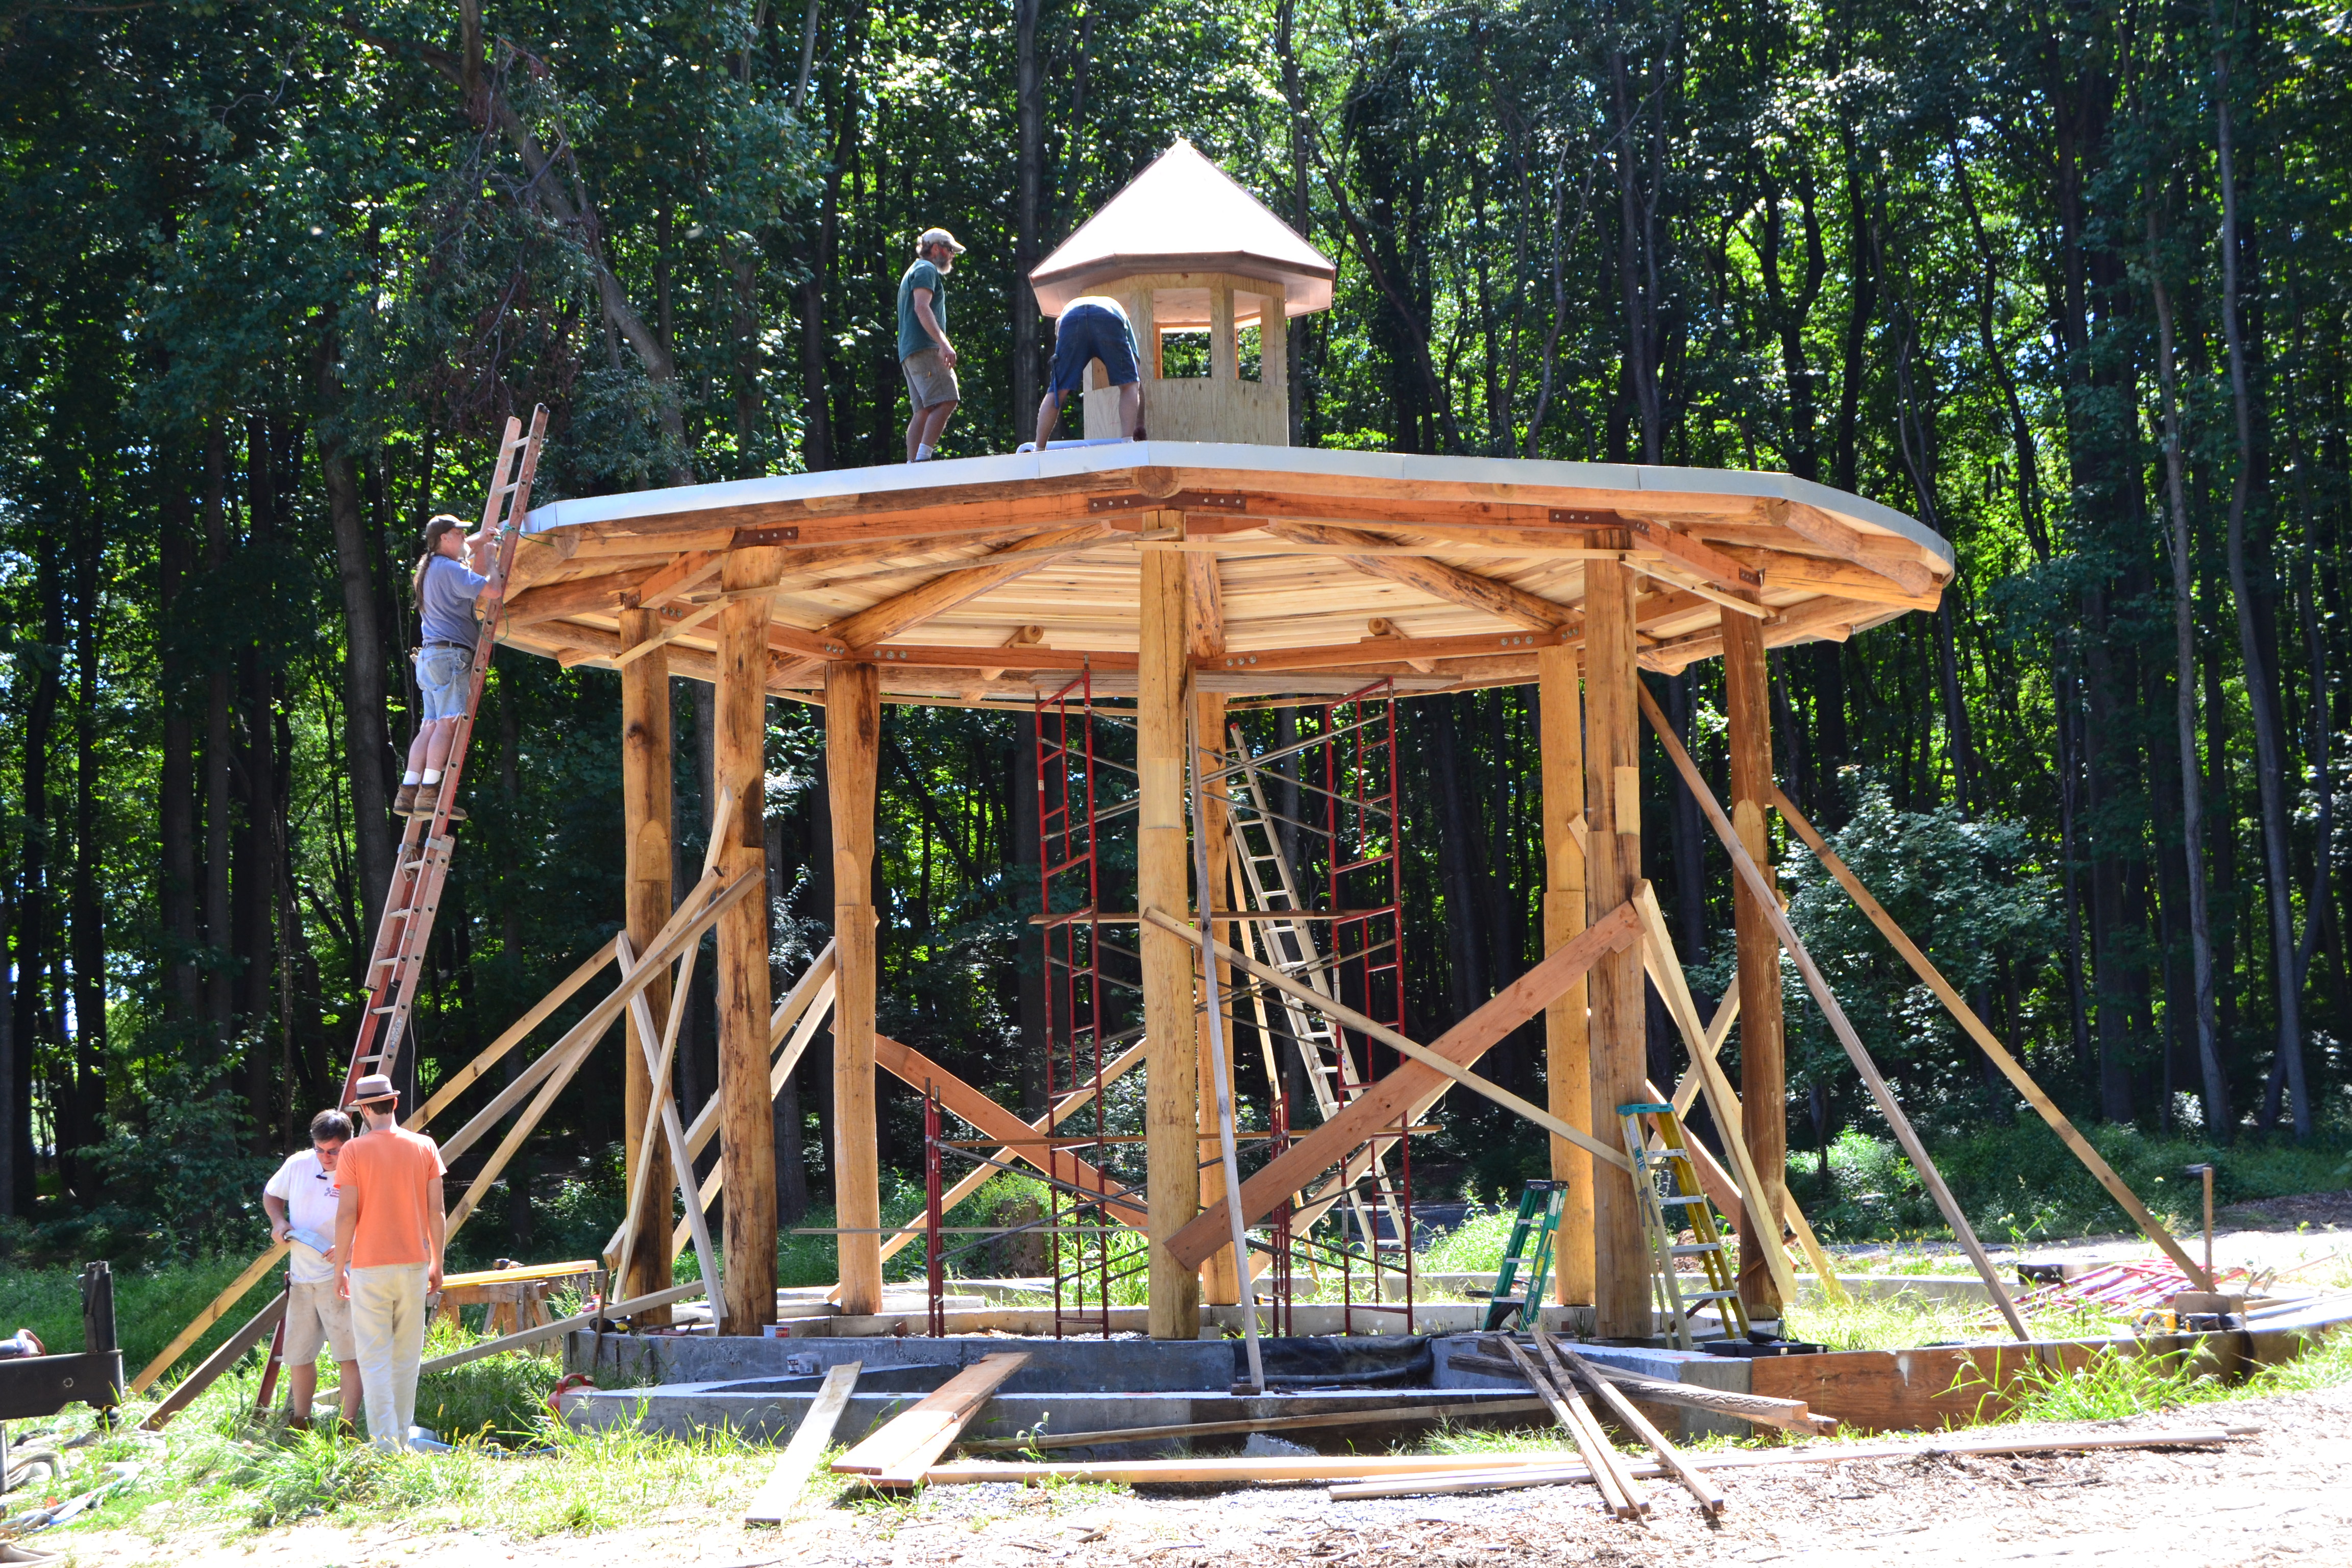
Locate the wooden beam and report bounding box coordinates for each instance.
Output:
[827,660,884,1315]
[1169,904,1640,1269]
[623,549,722,610]
[822,524,1114,647]
[1538,645,1592,1309]
[1768,498,1939,596]
[1156,911,1632,1173]
[1262,520,1578,630]
[1718,546,1942,609]
[409,940,618,1133]
[619,606,676,1318]
[503,566,660,627]
[850,1039,1149,1292]
[1630,883,1802,1314]
[1770,788,2214,1289]
[425,1281,707,1375]
[1721,607,1788,1318]
[873,1035,1148,1227]
[1193,681,1238,1306]
[1494,1337,1645,1518]
[1138,534,1200,1338]
[745,1361,860,1523]
[141,1292,286,1430]
[717,549,785,1335]
[1637,687,2031,1338]
[836,1352,1031,1487]
[1620,516,1761,596]
[1582,557,1648,1339]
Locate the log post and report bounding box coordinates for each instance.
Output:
[619,608,676,1320]
[1538,645,1593,1308]
[1583,558,1649,1339]
[1194,686,1239,1305]
[1722,608,1788,1318]
[826,659,884,1316]
[1139,531,1202,1338]
[716,548,785,1335]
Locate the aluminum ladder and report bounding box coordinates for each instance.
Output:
[1619,1101,1751,1350]
[1222,724,1409,1268]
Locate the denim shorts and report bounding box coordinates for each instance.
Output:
[1048,304,1141,397]
[415,644,473,722]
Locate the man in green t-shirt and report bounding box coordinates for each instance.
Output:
[897,227,965,462]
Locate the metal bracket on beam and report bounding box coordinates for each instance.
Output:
[730,523,803,548]
[1089,491,1248,515]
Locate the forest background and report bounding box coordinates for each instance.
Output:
[3,0,2349,1283]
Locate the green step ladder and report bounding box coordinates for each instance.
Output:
[1476,1180,1568,1331]
[1619,1102,1751,1351]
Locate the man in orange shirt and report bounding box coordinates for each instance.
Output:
[333,1074,447,1452]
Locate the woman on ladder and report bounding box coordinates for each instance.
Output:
[395,512,492,820]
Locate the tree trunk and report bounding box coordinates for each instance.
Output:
[68,511,106,1198]
[2147,216,2231,1138]
[203,429,235,1037]
[1012,0,1042,436]
[319,346,397,951]
[159,455,202,1022]
[10,543,62,1214]
[2212,18,2308,1137]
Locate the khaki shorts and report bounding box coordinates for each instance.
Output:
[285,1278,357,1364]
[902,348,960,411]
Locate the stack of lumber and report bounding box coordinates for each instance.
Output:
[830,1352,1029,1490]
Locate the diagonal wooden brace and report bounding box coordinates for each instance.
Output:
[874,1035,1150,1230]
[1170,903,1641,1270]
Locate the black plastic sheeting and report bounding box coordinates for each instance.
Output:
[1232,1334,1434,1388]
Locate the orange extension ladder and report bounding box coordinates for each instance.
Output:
[255,408,546,1423]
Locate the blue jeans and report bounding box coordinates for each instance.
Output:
[415,645,473,723]
[1048,304,1141,397]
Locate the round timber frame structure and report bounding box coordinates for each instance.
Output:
[500,440,1950,1340]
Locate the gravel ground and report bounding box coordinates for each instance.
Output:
[39,1384,2350,1568]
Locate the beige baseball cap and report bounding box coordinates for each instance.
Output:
[917,227,967,255]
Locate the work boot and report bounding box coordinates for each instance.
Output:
[427,782,468,823]
[392,782,419,817]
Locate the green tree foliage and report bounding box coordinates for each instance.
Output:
[1,0,2347,1261]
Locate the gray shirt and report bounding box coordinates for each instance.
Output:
[419,554,489,646]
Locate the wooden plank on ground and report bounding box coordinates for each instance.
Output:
[745,1361,862,1524]
[1541,1332,1724,1514]
[961,1396,1552,1453]
[833,1352,1030,1485]
[1320,1424,2243,1500]
[1451,1346,1836,1435]
[1497,1336,1644,1518]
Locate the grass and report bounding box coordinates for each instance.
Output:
[9,1324,784,1550]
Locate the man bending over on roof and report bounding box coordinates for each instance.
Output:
[898,227,965,462]
[265,1108,363,1431]
[397,512,493,822]
[1035,295,1146,450]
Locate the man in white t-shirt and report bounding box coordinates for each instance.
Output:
[263,1108,362,1429]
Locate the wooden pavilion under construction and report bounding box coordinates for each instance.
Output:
[478,142,1992,1344]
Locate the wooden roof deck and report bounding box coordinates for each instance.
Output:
[498,442,1951,706]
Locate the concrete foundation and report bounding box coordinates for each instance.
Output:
[560,1329,1762,1452]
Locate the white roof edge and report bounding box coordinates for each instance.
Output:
[524,443,1952,571]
